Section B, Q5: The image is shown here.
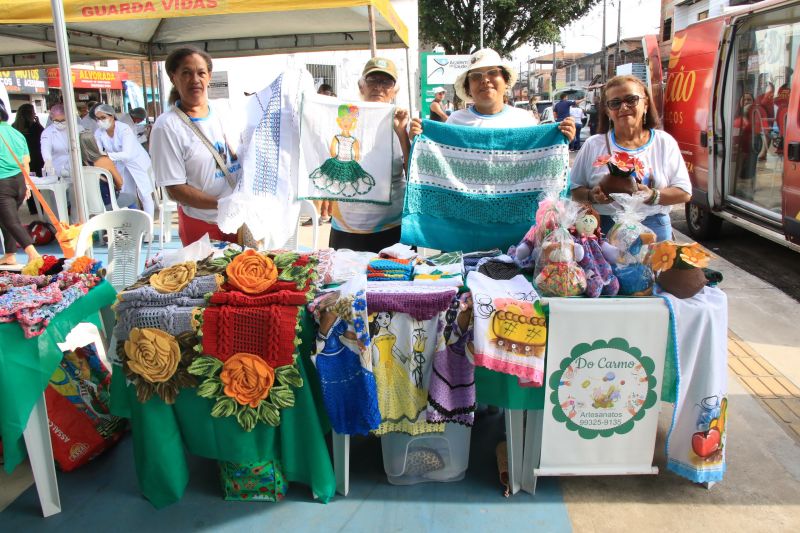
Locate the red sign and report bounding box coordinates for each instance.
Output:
[46,68,123,90]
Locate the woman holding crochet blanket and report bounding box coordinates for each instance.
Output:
[410,49,575,138]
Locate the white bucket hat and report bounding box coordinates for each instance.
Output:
[454,48,518,103]
[431,86,446,94]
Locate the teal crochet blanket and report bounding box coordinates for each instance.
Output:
[401,120,569,252]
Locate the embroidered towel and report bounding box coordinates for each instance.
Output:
[401,120,569,252]
[217,67,312,246]
[466,271,546,385]
[298,96,395,205]
[413,263,464,287]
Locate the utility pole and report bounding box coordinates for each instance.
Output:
[602,0,607,83]
[480,0,484,49]
[615,0,622,74]
[551,41,557,94]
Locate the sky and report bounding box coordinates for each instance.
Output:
[512,0,662,63]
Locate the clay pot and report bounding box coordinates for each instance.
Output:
[599,173,638,195]
[656,267,707,298]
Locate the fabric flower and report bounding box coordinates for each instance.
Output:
[124,328,181,383]
[649,242,677,272]
[69,256,94,274]
[679,244,711,269]
[226,250,278,295]
[22,256,44,276]
[220,353,275,408]
[593,154,612,167]
[150,261,197,293]
[39,255,59,274]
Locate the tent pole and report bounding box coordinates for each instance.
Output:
[148,60,158,116]
[405,47,416,119]
[50,0,87,225]
[367,4,377,57]
[140,61,148,111]
[157,62,167,114]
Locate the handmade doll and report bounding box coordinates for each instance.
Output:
[571,206,619,297]
[534,240,587,297]
[510,193,563,269]
[604,195,657,296]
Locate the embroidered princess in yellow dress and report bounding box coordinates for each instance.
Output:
[369,311,443,435]
[310,104,376,197]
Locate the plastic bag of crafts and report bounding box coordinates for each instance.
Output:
[509,190,566,270]
[533,198,587,296]
[604,193,657,295]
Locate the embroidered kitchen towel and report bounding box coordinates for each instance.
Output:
[401,120,569,252]
[217,67,312,247]
[298,95,395,205]
[466,271,546,385]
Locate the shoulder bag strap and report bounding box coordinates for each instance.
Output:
[173,105,239,190]
[604,131,613,155]
[0,132,62,226]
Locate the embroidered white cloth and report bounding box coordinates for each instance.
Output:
[217,67,313,246]
[465,272,546,385]
[659,287,729,483]
[298,95,395,205]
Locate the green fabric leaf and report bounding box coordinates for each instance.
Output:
[257,401,280,426]
[187,356,223,378]
[236,408,258,432]
[278,265,304,282]
[269,385,295,409]
[273,252,299,269]
[275,365,303,388]
[196,378,221,399]
[210,396,237,418]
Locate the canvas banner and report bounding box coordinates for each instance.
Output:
[539,298,668,475]
[298,95,395,205]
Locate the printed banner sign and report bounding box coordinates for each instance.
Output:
[298,95,394,205]
[538,298,668,475]
[0,69,47,94]
[47,68,123,90]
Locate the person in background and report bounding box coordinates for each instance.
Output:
[318,83,335,97]
[0,99,39,266]
[570,75,691,242]
[41,104,71,177]
[11,103,44,214]
[149,46,242,245]
[528,95,541,124]
[587,96,600,137]
[326,56,410,252]
[569,103,586,151]
[79,127,124,207]
[429,87,448,122]
[77,101,97,133]
[93,103,155,220]
[128,107,150,149]
[554,92,584,122]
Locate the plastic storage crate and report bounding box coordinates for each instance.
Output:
[381,423,471,485]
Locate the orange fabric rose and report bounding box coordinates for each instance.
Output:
[649,242,677,272]
[220,353,275,407]
[150,261,197,293]
[679,244,712,269]
[226,250,278,294]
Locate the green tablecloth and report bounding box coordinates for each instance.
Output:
[110,312,337,508]
[0,280,117,473]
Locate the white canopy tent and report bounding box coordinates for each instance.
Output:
[0,0,411,224]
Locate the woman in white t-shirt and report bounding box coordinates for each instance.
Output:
[149,46,242,245]
[570,75,691,242]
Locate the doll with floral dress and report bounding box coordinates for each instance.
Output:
[571,206,619,297]
[310,104,376,197]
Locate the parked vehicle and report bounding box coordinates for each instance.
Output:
[650,0,800,251]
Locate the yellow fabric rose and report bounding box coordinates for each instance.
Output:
[220,353,275,408]
[150,261,197,293]
[226,250,278,295]
[22,256,44,276]
[124,328,181,383]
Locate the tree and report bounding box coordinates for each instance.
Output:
[419,0,601,57]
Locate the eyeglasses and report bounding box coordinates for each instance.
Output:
[467,68,504,83]
[365,76,396,89]
[606,95,644,110]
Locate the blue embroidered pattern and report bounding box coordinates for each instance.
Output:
[253,74,283,195]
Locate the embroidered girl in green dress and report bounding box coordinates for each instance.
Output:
[310,104,376,197]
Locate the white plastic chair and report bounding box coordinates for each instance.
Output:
[151,167,178,248]
[283,199,319,251]
[74,209,153,291]
[82,166,120,215]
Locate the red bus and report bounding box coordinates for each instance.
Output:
[653,0,800,251]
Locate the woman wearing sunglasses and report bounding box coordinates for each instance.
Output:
[410,49,575,137]
[570,75,691,241]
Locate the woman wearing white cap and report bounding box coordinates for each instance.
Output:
[429,87,448,122]
[93,103,155,219]
[411,49,575,138]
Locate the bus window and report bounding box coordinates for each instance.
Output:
[728,14,800,218]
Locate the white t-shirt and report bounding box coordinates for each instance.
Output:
[331,133,405,234]
[446,105,537,128]
[149,105,242,222]
[569,129,692,216]
[569,106,585,123]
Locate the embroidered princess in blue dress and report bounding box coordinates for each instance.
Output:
[309,104,376,197]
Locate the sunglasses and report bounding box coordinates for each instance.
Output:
[365,76,396,89]
[606,94,644,110]
[467,68,504,83]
